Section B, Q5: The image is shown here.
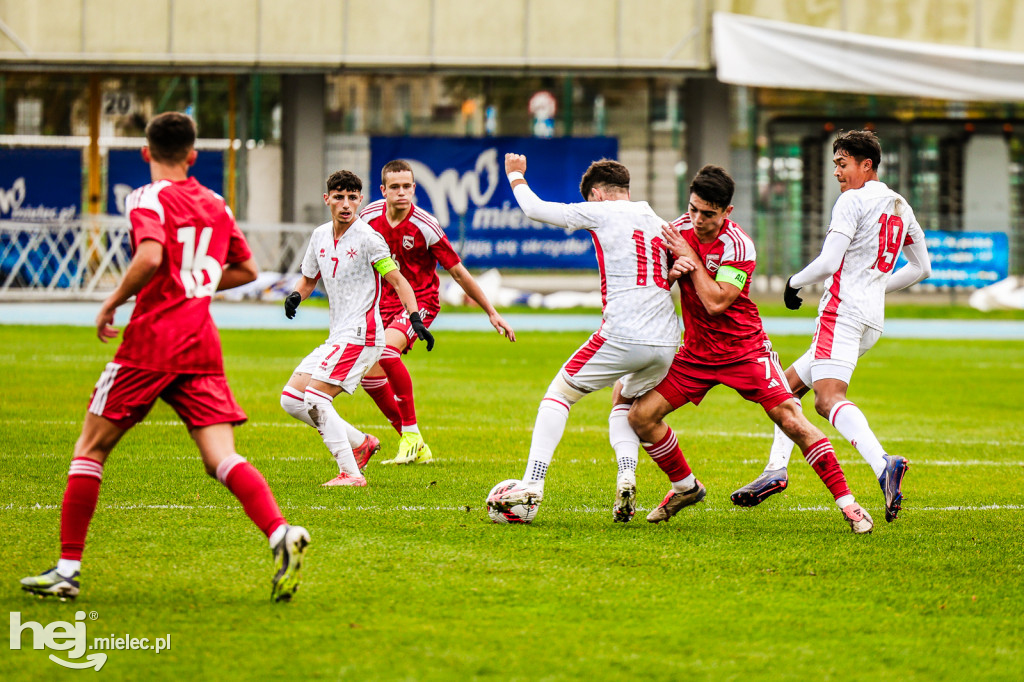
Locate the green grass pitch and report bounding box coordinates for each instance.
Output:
[2,323,1022,680]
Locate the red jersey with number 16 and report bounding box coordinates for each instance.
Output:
[672,213,769,365]
[115,177,252,374]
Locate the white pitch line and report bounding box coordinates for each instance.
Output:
[7,418,1024,448]
[6,502,1023,514]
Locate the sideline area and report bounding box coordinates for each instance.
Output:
[1,301,1023,339]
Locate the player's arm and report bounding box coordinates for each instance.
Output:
[379,258,435,351]
[783,230,853,309]
[283,275,319,319]
[446,263,516,342]
[886,236,932,293]
[218,257,259,291]
[504,153,570,227]
[688,261,744,316]
[96,238,163,342]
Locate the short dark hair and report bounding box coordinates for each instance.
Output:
[381,159,414,185]
[326,170,363,194]
[579,159,630,200]
[689,165,734,210]
[145,112,196,163]
[834,130,882,172]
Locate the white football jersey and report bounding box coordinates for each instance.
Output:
[301,218,393,346]
[818,180,926,330]
[563,200,679,346]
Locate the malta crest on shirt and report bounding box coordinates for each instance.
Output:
[402,235,415,250]
[705,254,721,273]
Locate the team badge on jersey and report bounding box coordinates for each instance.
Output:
[705,254,721,273]
[402,235,415,250]
[347,248,357,259]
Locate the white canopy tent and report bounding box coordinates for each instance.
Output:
[713,11,1024,101]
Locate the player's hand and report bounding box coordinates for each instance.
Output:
[669,258,698,283]
[490,312,516,342]
[284,291,302,319]
[95,302,120,343]
[409,311,435,351]
[661,223,698,261]
[783,277,803,310]
[504,153,527,177]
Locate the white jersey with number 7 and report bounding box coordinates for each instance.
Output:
[562,200,680,347]
[818,180,926,330]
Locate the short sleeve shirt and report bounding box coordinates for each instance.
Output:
[820,180,926,330]
[301,218,393,346]
[115,177,252,373]
[561,200,679,347]
[360,200,461,316]
[672,214,770,365]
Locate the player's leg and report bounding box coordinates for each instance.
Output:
[361,365,402,434]
[191,421,309,602]
[378,323,435,465]
[731,354,811,506]
[282,359,370,453]
[810,318,907,522]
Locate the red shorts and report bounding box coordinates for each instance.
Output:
[654,347,793,412]
[87,362,247,431]
[381,307,438,353]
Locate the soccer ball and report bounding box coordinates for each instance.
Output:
[486,479,539,524]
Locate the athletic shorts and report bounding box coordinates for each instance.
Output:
[87,362,247,431]
[294,342,384,393]
[791,313,882,386]
[655,345,793,412]
[559,333,676,400]
[381,307,438,353]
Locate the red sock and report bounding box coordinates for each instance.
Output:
[216,455,285,537]
[361,375,402,433]
[60,458,104,561]
[380,345,417,428]
[643,429,692,482]
[803,438,851,501]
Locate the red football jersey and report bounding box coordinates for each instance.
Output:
[672,213,769,365]
[115,177,252,373]
[360,200,461,316]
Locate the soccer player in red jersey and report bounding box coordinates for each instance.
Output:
[19,112,310,602]
[627,165,875,533]
[359,159,515,465]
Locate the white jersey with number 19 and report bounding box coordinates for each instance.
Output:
[819,180,926,330]
[562,200,679,347]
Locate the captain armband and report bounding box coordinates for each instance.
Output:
[716,265,748,290]
[373,257,399,276]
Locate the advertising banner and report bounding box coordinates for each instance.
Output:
[369,136,618,269]
[906,230,1009,289]
[107,148,224,215]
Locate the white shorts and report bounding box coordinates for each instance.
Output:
[294,342,384,394]
[792,314,881,386]
[559,333,676,399]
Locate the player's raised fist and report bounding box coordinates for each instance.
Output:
[505,153,527,176]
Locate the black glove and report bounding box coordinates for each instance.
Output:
[783,278,803,310]
[284,291,302,319]
[409,312,434,351]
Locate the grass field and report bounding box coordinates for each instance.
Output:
[3,323,1023,680]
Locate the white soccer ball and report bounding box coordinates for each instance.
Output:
[486,479,539,524]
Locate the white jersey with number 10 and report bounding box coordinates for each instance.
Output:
[563,200,679,347]
[819,180,926,331]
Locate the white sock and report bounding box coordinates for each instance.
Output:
[830,401,887,478]
[608,404,638,483]
[280,388,315,427]
[57,559,81,576]
[304,388,361,475]
[524,392,574,483]
[766,398,799,470]
[268,524,287,548]
[402,424,420,435]
[671,473,696,492]
[836,494,855,509]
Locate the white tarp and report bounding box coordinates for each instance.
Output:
[713,11,1024,102]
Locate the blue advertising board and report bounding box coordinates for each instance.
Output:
[369,137,618,269]
[107,148,224,215]
[0,147,82,287]
[898,231,1009,288]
